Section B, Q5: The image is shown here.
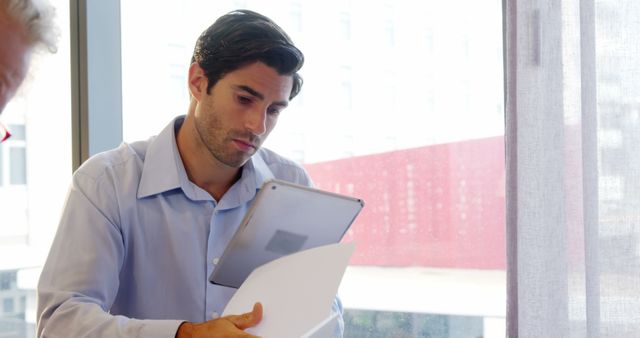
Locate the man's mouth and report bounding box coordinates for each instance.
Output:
[232,139,257,152]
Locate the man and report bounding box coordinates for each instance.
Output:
[36,10,344,338]
[0,0,57,142]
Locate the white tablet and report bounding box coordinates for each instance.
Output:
[209,179,364,288]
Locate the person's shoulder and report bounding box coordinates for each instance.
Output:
[74,137,155,182]
[255,147,312,186]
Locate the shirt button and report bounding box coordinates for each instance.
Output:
[212,257,220,265]
[211,311,220,319]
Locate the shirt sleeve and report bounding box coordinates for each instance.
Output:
[36,171,183,338]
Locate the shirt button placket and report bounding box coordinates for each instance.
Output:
[205,202,218,318]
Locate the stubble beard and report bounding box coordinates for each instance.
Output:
[194,112,260,168]
[214,132,260,168]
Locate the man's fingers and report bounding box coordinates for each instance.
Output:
[252,302,263,322]
[227,302,263,330]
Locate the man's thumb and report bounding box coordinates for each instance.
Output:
[228,302,263,330]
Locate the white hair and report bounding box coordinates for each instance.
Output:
[1,0,57,53]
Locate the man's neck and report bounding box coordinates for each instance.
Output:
[176,115,242,201]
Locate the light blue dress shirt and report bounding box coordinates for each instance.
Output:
[36,117,344,338]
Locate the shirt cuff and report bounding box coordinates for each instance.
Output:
[138,319,184,338]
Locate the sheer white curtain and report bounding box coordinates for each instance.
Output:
[506,0,640,337]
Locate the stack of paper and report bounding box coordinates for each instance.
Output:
[223,242,355,338]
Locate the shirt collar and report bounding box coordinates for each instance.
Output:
[137,116,188,199]
[215,149,275,210]
[137,116,276,204]
[247,149,275,190]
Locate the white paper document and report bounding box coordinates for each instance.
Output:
[222,242,355,338]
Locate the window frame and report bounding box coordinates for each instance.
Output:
[70,0,123,170]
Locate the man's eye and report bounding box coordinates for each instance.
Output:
[238,96,253,104]
[267,107,281,116]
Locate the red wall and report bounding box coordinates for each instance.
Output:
[304,136,506,270]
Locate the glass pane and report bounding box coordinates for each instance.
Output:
[0,272,14,290]
[595,1,640,336]
[0,0,72,335]
[6,125,25,141]
[3,298,15,314]
[9,148,26,185]
[121,1,505,337]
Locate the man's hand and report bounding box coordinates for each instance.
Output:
[175,302,263,338]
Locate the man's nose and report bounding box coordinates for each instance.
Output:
[245,107,267,136]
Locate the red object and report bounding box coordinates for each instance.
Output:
[304,136,505,270]
[0,122,11,143]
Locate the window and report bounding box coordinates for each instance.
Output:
[9,148,27,185]
[6,125,26,140]
[121,1,505,337]
[0,272,14,291]
[338,12,351,42]
[289,2,303,33]
[3,298,14,314]
[0,124,26,186]
[19,296,25,313]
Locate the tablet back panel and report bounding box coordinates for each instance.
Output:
[209,179,364,288]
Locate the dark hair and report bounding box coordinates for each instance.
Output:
[191,10,304,99]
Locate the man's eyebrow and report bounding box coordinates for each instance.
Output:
[234,85,289,107]
[235,85,264,100]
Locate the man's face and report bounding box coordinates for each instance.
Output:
[191,61,294,168]
[0,13,31,115]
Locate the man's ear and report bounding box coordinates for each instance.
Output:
[188,63,208,102]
